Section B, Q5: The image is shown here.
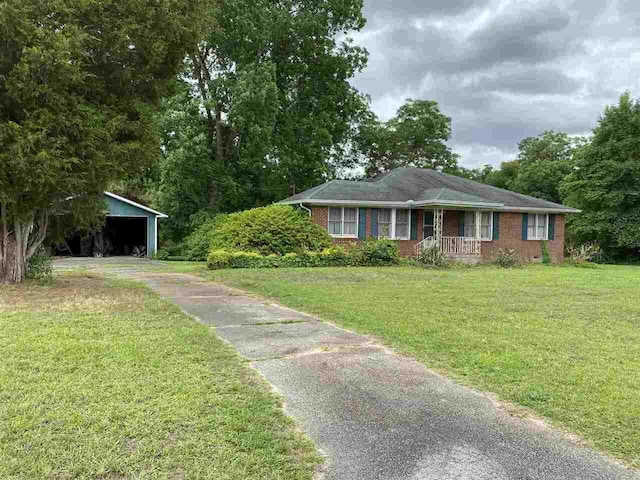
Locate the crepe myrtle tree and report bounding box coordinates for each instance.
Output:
[0,0,209,283]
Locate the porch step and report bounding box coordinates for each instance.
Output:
[446,254,483,265]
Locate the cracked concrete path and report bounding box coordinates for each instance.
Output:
[56,260,639,480]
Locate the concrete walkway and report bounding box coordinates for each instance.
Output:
[56,259,639,480]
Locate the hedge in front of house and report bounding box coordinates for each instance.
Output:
[207,240,400,270]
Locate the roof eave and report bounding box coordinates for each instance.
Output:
[280,198,580,213]
[104,191,168,218]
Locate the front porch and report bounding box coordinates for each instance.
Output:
[414,208,495,259]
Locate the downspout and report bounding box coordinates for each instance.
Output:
[299,203,312,217]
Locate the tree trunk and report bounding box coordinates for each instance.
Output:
[0,205,48,284]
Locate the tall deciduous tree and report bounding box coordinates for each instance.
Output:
[0,0,208,283]
[510,131,583,204]
[184,0,368,208]
[356,100,459,176]
[562,93,640,258]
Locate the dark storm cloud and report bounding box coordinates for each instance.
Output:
[350,0,640,167]
[363,0,489,22]
[472,68,581,95]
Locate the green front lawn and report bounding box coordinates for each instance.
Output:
[0,274,320,479]
[185,264,640,467]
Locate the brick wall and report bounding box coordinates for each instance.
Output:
[481,212,565,263]
[309,207,566,263]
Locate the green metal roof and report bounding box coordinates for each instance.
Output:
[279,168,579,213]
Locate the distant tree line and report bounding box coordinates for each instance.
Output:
[465,93,640,260]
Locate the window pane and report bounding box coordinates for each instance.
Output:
[465,212,475,227]
[379,209,391,223]
[379,223,391,238]
[424,211,434,226]
[328,221,342,235]
[528,225,535,238]
[481,226,490,239]
[396,224,408,238]
[329,208,342,221]
[344,208,357,222]
[396,209,409,223]
[424,226,434,238]
[464,225,475,238]
[344,221,357,236]
[481,212,491,226]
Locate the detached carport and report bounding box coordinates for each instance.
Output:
[103,192,168,257]
[58,192,167,258]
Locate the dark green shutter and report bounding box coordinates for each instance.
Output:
[458,211,465,237]
[358,208,366,240]
[548,214,556,241]
[410,210,419,240]
[492,212,500,240]
[522,213,528,240]
[371,209,378,238]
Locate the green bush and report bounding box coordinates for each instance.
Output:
[153,249,170,261]
[416,245,450,269]
[566,242,601,267]
[26,247,53,281]
[206,241,402,270]
[210,205,331,256]
[349,239,400,266]
[541,240,551,265]
[207,249,232,269]
[183,218,220,261]
[492,248,519,268]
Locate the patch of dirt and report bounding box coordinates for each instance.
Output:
[161,432,177,449]
[48,472,73,480]
[126,438,138,454]
[169,467,185,480]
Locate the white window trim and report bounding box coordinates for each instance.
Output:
[463,211,493,241]
[527,213,549,241]
[328,207,359,239]
[378,208,411,240]
[479,211,493,242]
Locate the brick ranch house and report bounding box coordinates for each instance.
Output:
[280,167,580,263]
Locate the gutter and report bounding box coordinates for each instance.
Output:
[281,198,579,214]
[299,203,312,217]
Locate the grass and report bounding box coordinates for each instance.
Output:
[0,273,320,479]
[173,263,640,468]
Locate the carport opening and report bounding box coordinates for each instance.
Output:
[56,217,147,257]
[105,217,147,256]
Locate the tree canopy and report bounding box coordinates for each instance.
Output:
[562,93,640,258]
[355,99,459,177]
[474,131,583,205]
[0,0,208,282]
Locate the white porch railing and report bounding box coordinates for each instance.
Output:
[415,236,482,257]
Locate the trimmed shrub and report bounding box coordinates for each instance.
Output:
[349,239,400,266]
[416,245,450,269]
[207,249,232,269]
[210,205,331,256]
[206,241,401,270]
[183,218,219,261]
[492,248,519,268]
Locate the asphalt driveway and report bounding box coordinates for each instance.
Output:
[55,259,639,480]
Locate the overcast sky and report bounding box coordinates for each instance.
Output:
[349,0,640,168]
